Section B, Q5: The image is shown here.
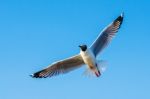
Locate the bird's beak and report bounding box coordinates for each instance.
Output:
[78,45,82,48]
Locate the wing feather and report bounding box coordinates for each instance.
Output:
[31,54,84,78]
[90,13,124,56]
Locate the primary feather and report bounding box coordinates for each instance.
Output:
[90,13,124,56]
[31,55,84,78]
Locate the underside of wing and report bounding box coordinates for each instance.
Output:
[31,54,84,78]
[90,13,124,56]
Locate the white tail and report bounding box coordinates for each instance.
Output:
[82,68,95,77]
[82,60,107,77]
[97,60,107,74]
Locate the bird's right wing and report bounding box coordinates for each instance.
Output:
[90,13,124,57]
[31,54,84,78]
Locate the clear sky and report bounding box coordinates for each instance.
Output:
[0,0,150,99]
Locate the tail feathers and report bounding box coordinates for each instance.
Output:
[82,69,95,77]
[82,60,107,78]
[97,60,107,74]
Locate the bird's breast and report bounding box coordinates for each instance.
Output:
[80,49,96,69]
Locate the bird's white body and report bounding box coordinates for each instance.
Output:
[80,48,96,68]
[80,48,100,77]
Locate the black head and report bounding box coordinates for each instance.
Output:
[79,45,87,51]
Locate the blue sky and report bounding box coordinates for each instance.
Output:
[0,0,150,99]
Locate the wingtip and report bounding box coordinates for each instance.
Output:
[120,12,124,18]
[30,74,35,78]
[115,12,124,24]
[30,73,40,78]
[30,69,45,78]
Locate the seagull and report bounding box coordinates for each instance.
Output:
[31,13,124,78]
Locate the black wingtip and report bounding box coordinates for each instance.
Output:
[118,12,124,21]
[30,74,36,78]
[30,71,42,78]
[30,73,37,78]
[115,12,124,25]
[30,74,33,77]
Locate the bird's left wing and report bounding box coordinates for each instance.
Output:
[90,13,124,57]
[31,54,84,78]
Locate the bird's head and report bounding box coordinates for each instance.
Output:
[79,45,87,51]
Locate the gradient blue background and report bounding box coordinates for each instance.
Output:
[0,0,150,99]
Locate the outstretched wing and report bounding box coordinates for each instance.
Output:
[31,54,84,78]
[90,13,124,56]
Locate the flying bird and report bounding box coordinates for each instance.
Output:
[31,13,124,78]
